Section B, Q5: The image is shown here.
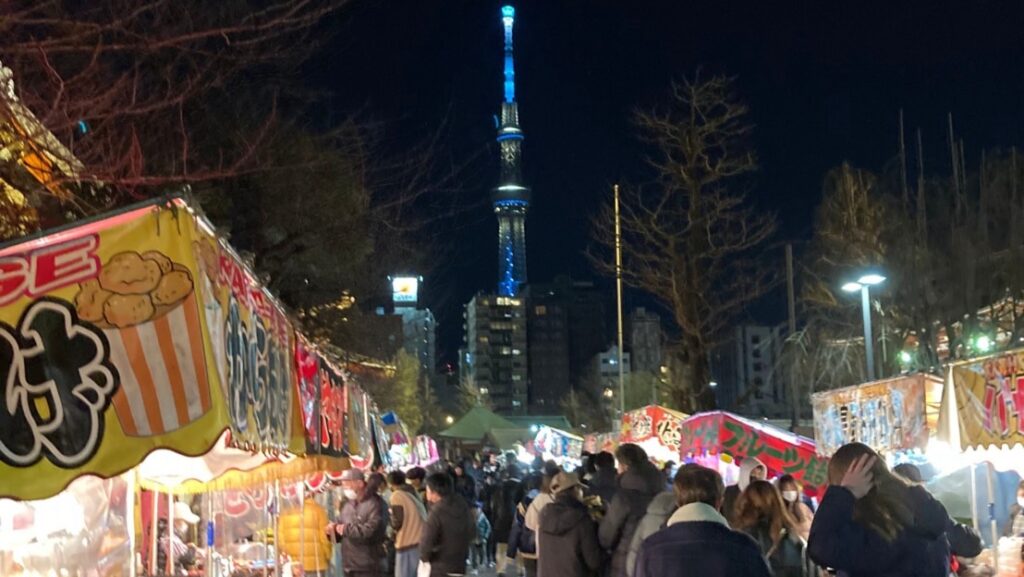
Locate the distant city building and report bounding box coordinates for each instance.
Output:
[525,286,570,412]
[462,294,529,414]
[627,307,662,374]
[710,324,794,419]
[390,275,437,383]
[585,345,631,414]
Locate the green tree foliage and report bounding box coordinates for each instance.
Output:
[360,350,424,435]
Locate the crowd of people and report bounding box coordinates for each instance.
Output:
[165,444,1022,577]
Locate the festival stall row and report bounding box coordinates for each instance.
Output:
[0,197,434,576]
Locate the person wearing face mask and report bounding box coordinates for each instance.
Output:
[777,475,814,540]
[157,501,200,577]
[1005,480,1024,537]
[326,469,388,577]
[722,457,767,524]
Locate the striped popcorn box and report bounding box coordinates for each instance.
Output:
[105,292,213,437]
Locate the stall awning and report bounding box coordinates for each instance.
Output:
[679,411,828,488]
[439,407,517,440]
[486,428,531,451]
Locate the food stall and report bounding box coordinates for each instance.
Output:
[532,425,584,466]
[811,373,944,458]
[619,405,689,465]
[935,350,1024,575]
[678,411,829,491]
[0,196,399,576]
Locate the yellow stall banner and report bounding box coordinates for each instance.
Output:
[0,200,229,500]
[952,351,1024,450]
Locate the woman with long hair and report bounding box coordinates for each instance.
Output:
[734,480,812,577]
[807,443,949,577]
[777,474,814,540]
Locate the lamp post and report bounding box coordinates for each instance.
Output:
[842,273,886,381]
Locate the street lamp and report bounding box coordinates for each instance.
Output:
[842,273,886,381]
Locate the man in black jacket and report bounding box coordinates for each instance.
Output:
[420,472,476,577]
[599,444,664,577]
[490,464,524,577]
[326,469,389,577]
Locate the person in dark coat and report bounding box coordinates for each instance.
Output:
[807,443,950,577]
[598,444,664,577]
[587,451,618,507]
[491,464,524,577]
[538,471,602,577]
[454,463,479,506]
[893,463,983,562]
[326,469,389,577]
[420,472,476,577]
[634,464,771,577]
[721,457,767,524]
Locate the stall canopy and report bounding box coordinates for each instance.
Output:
[936,350,1024,474]
[678,411,828,488]
[485,428,531,452]
[811,373,943,457]
[439,406,517,441]
[619,405,688,463]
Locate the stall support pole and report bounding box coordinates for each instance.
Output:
[206,495,213,577]
[150,491,159,576]
[167,493,175,576]
[127,472,137,577]
[986,462,999,573]
[970,462,979,533]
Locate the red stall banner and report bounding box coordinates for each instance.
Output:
[678,411,828,488]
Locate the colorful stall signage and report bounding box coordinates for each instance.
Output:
[620,405,688,453]
[192,222,296,452]
[295,336,320,450]
[951,352,1024,449]
[534,426,583,461]
[0,200,230,500]
[317,357,348,458]
[811,374,938,457]
[678,411,828,488]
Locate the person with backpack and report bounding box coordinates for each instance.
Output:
[734,480,815,577]
[388,471,427,577]
[506,473,543,577]
[538,471,603,577]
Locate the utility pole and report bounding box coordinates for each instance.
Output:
[786,243,799,430]
[614,184,626,421]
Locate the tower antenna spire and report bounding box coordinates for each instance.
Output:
[493,5,530,297]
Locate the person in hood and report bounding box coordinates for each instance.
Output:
[326,469,389,577]
[420,472,476,577]
[587,452,619,507]
[634,464,771,577]
[538,471,603,577]
[722,457,766,524]
[807,443,950,577]
[599,444,664,577]
[624,488,678,577]
[1005,480,1024,537]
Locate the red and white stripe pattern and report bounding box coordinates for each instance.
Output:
[106,293,212,437]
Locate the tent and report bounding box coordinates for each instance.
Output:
[439,406,517,441]
[619,405,689,464]
[485,428,532,452]
[678,411,828,489]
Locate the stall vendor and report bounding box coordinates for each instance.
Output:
[1005,480,1024,537]
[158,501,201,576]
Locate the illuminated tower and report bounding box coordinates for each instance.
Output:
[493,5,530,297]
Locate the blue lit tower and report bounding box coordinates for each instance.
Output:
[493,5,530,297]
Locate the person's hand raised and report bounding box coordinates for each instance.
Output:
[840,454,876,499]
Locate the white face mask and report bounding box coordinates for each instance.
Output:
[782,490,799,503]
[343,488,359,501]
[1017,496,1024,508]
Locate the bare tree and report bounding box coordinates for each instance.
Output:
[591,75,777,412]
[0,0,348,216]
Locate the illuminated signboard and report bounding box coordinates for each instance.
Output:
[391,276,419,304]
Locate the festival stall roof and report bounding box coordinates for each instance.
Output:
[935,350,1024,475]
[439,406,517,441]
[679,411,829,489]
[485,428,532,451]
[811,373,943,457]
[505,415,574,431]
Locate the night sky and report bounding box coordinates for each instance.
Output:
[309,0,1024,365]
